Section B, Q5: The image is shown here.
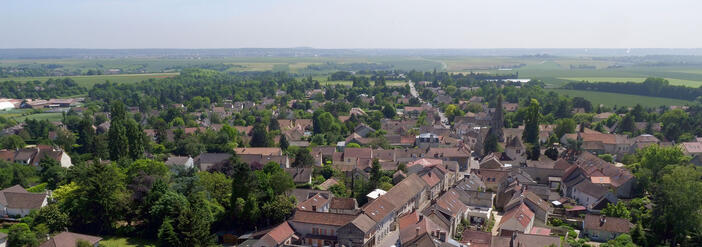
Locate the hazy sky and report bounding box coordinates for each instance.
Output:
[2,0,701,49]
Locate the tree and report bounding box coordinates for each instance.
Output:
[544,147,559,160]
[522,99,540,145]
[483,132,498,155]
[329,183,348,197]
[261,195,295,225]
[292,148,315,167]
[249,123,270,147]
[158,219,181,247]
[33,204,70,233]
[619,113,635,133]
[125,119,145,160]
[8,223,38,247]
[526,142,540,161]
[279,134,289,151]
[651,165,702,246]
[1,134,25,149]
[554,118,576,138]
[39,158,66,190]
[600,233,636,247]
[602,202,631,220]
[61,162,127,234]
[269,118,280,131]
[346,143,361,148]
[197,172,232,208]
[382,104,396,118]
[77,115,95,154]
[375,75,386,87]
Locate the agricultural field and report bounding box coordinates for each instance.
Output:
[3,73,178,88]
[547,89,692,107]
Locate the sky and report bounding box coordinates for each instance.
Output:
[1,0,701,49]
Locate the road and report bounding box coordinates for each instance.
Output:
[408,80,449,128]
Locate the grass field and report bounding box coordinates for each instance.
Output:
[3,73,179,88]
[11,112,64,122]
[547,89,692,107]
[100,236,156,247]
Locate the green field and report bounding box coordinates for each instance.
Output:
[547,89,692,107]
[4,73,179,88]
[11,112,64,122]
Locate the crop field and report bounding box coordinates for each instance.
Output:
[3,73,178,88]
[557,77,702,87]
[547,89,692,107]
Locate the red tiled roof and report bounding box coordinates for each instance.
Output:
[290,211,356,226]
[500,203,535,229]
[264,221,295,244]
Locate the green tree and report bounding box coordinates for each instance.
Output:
[382,104,396,118]
[1,134,25,149]
[554,118,576,138]
[292,148,315,167]
[279,134,289,151]
[602,202,631,220]
[600,233,636,247]
[125,119,145,160]
[651,165,702,246]
[39,158,66,190]
[108,119,128,161]
[8,223,38,247]
[249,123,270,147]
[61,162,127,234]
[522,98,540,145]
[261,195,295,225]
[32,204,70,233]
[158,219,181,247]
[483,132,499,155]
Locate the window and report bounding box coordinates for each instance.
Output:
[313,228,318,234]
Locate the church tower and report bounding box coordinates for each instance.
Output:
[493,94,505,142]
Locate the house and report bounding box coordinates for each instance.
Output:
[361,197,396,246]
[583,215,634,242]
[503,136,526,165]
[288,211,357,247]
[39,231,102,247]
[497,203,535,236]
[504,190,551,223]
[285,168,313,185]
[572,152,636,198]
[194,153,232,171]
[288,189,330,207]
[0,185,48,218]
[426,146,471,169]
[473,168,510,192]
[680,141,702,156]
[571,180,617,210]
[0,146,72,168]
[455,189,494,226]
[353,124,376,138]
[579,132,632,156]
[491,233,562,247]
[165,155,194,169]
[253,221,296,247]
[337,214,376,247]
[415,133,442,148]
[297,192,330,212]
[329,198,358,215]
[318,178,339,190]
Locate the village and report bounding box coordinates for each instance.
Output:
[2,71,701,247]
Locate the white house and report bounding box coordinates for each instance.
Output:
[0,185,48,218]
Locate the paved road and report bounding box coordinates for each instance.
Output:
[408,80,449,128]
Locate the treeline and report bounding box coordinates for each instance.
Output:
[563,77,702,101]
[307,62,394,72]
[0,64,67,77]
[0,78,87,99]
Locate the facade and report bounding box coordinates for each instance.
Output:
[583,215,634,242]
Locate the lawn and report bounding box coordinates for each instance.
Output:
[100,236,157,247]
[3,73,179,88]
[548,89,693,107]
[10,112,64,122]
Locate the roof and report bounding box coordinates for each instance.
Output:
[575,152,634,188]
[680,142,702,154]
[347,213,376,233]
[426,147,471,158]
[382,174,428,211]
[435,189,469,218]
[39,232,102,247]
[584,214,633,233]
[574,180,609,198]
[297,193,330,211]
[196,153,232,164]
[342,148,373,160]
[285,168,313,184]
[0,185,28,205]
[499,203,535,231]
[460,230,491,247]
[165,156,191,166]
[234,147,282,156]
[318,178,339,190]
[363,197,395,222]
[288,189,329,204]
[330,197,357,210]
[3,192,46,209]
[262,221,295,244]
[290,211,356,227]
[513,233,562,247]
[529,227,552,236]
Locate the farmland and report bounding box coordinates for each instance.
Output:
[547,89,692,107]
